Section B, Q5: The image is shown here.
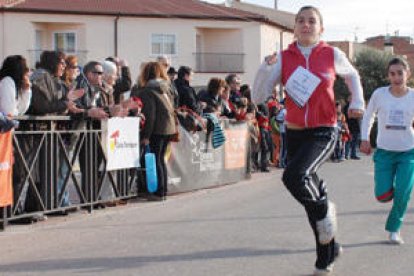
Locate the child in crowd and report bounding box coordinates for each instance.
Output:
[233,97,249,121]
[332,101,349,162]
[269,101,282,166]
[258,114,271,172]
[246,105,260,172]
[257,103,272,172]
[360,57,414,245]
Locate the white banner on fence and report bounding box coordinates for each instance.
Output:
[102,117,140,170]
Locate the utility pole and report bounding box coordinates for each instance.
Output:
[353,26,360,42]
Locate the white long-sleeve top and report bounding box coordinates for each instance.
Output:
[361,86,414,151]
[0,76,32,116]
[252,44,364,111]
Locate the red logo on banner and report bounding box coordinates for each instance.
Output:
[0,131,13,207]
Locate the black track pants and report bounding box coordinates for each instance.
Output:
[282,127,337,269]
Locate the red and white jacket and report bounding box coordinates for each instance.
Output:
[282,41,336,128]
[253,41,365,128]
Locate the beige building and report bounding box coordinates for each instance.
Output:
[0,0,294,86]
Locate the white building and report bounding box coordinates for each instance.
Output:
[0,0,294,86]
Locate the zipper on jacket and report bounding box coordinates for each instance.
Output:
[304,55,310,128]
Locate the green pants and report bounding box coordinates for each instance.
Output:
[373,148,414,232]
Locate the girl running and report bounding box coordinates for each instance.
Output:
[360,57,414,245]
[253,6,365,275]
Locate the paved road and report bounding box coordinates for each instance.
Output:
[1,156,413,276]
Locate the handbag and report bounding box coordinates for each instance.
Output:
[176,106,206,132]
[162,92,180,142]
[144,145,158,193]
[170,112,181,142]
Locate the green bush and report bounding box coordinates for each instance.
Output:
[354,48,392,101]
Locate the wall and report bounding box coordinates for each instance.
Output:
[0,13,3,58]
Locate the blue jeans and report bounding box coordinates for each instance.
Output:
[345,131,360,158]
[57,155,71,207]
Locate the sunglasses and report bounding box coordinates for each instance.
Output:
[92,71,103,75]
[68,65,78,69]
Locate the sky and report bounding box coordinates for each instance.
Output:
[204,0,414,42]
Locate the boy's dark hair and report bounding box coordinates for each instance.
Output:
[246,103,256,113]
[257,103,269,116]
[83,61,101,75]
[225,73,237,85]
[240,84,251,101]
[105,56,116,63]
[177,66,192,79]
[204,101,221,114]
[167,66,177,75]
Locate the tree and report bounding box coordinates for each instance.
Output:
[333,75,349,102]
[334,48,391,103]
[354,48,392,101]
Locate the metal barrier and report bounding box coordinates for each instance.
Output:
[0,116,139,229]
[194,52,245,73]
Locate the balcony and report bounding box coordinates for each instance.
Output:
[194,52,244,73]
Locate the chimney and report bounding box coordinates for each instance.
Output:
[384,35,394,54]
[224,0,233,7]
[274,0,278,9]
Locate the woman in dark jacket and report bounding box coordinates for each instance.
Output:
[131,62,176,200]
[174,66,202,114]
[28,51,81,115]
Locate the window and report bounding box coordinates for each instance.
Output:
[53,32,76,53]
[34,30,43,63]
[151,34,176,55]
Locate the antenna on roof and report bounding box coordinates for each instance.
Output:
[224,0,233,7]
[353,26,360,42]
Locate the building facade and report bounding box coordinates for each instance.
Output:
[364,35,414,69]
[0,0,294,87]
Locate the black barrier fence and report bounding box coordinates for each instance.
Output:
[0,116,250,230]
[0,116,138,229]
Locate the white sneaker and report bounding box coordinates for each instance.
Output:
[316,201,337,244]
[389,232,404,245]
[314,264,334,275]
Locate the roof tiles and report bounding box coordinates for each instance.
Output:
[5,0,266,21]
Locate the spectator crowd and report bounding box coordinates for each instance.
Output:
[0,50,361,221]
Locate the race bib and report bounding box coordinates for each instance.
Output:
[386,109,406,130]
[285,66,321,108]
